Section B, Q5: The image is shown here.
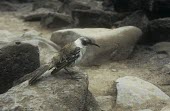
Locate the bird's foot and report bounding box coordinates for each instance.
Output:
[69,75,82,80]
[64,68,81,80]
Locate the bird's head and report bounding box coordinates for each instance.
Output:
[74,37,100,48]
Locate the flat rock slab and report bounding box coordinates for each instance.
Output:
[51,26,142,65]
[0,71,89,111]
[116,76,170,110]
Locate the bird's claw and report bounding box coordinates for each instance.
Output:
[69,75,82,81]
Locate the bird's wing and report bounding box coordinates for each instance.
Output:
[51,45,81,74]
[29,44,80,85]
[28,64,54,85]
[57,43,80,66]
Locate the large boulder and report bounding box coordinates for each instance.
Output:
[0,71,97,111]
[22,8,54,21]
[146,18,170,44]
[115,76,170,110]
[72,9,126,28]
[1,30,60,65]
[0,41,40,94]
[116,10,149,33]
[0,30,60,93]
[51,26,142,65]
[40,12,73,28]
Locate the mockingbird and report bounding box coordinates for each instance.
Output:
[28,37,100,85]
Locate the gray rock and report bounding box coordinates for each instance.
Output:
[85,91,102,111]
[2,30,60,66]
[0,71,93,111]
[138,109,153,111]
[147,18,170,43]
[33,0,91,15]
[151,42,170,55]
[19,30,61,65]
[96,96,115,111]
[0,30,60,87]
[58,0,91,15]
[51,26,142,65]
[72,9,125,28]
[40,12,72,28]
[116,76,170,109]
[115,10,149,44]
[0,41,40,94]
[116,10,149,33]
[0,30,17,41]
[22,8,54,21]
[0,1,17,11]
[33,0,63,11]
[161,104,170,111]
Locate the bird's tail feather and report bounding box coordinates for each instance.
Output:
[28,64,53,85]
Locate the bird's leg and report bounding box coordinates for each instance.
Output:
[64,67,75,75]
[64,67,81,80]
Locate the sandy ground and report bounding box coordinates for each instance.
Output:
[0,9,170,110]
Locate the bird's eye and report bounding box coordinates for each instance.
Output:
[82,40,87,46]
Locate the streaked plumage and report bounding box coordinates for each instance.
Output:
[28,37,99,85]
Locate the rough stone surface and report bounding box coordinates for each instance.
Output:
[147,18,170,44]
[33,0,63,11]
[96,96,115,111]
[115,10,149,44]
[33,0,91,15]
[19,30,60,65]
[72,9,125,28]
[0,71,93,111]
[2,30,60,65]
[0,30,17,41]
[116,10,149,32]
[161,104,170,111]
[0,42,40,94]
[22,8,54,21]
[40,12,72,28]
[0,1,17,11]
[0,30,60,92]
[116,76,170,109]
[85,91,101,111]
[57,0,91,15]
[51,26,142,65]
[151,42,170,55]
[138,109,153,111]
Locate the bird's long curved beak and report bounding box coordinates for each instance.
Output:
[90,43,100,47]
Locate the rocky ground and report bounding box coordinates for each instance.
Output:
[0,0,170,111]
